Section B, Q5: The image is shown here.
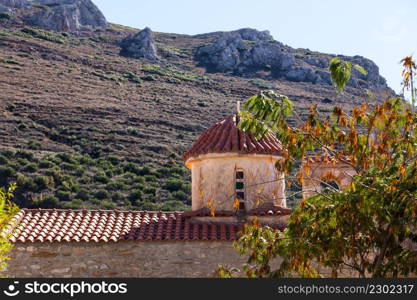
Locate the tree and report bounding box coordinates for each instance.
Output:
[217,59,417,278]
[0,184,19,272]
[401,56,416,112]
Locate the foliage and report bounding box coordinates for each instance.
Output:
[216,220,288,278]
[0,150,191,210]
[329,57,367,93]
[0,12,12,20]
[0,184,19,272]
[141,64,210,83]
[20,27,65,44]
[221,58,417,278]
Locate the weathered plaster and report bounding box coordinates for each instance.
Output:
[185,153,286,211]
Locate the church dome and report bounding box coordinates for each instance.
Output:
[183,114,283,162]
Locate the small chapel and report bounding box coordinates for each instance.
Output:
[2,111,349,278]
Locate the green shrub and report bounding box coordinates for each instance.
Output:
[169,166,186,175]
[128,190,143,202]
[70,183,81,193]
[38,160,54,168]
[95,189,109,200]
[126,127,139,136]
[63,201,82,209]
[183,183,191,194]
[131,183,144,190]
[171,190,187,201]
[0,155,8,164]
[131,176,145,184]
[74,167,85,177]
[16,158,30,167]
[21,27,65,44]
[34,175,54,190]
[60,162,78,171]
[27,140,41,150]
[106,181,127,191]
[0,166,15,178]
[123,72,141,83]
[144,175,157,182]
[164,178,183,192]
[17,123,28,131]
[0,149,15,158]
[97,159,113,170]
[57,190,72,202]
[123,172,137,179]
[107,155,120,165]
[112,167,124,175]
[160,200,186,211]
[144,187,156,196]
[35,195,60,209]
[56,152,75,163]
[0,12,12,20]
[89,198,101,206]
[15,150,34,160]
[112,191,123,201]
[76,188,90,201]
[50,156,62,165]
[94,173,109,184]
[79,176,91,184]
[249,78,273,89]
[104,169,114,177]
[8,162,20,171]
[135,201,158,210]
[122,162,141,174]
[16,175,36,191]
[101,200,116,209]
[138,166,152,176]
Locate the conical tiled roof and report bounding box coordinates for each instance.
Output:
[184,114,283,161]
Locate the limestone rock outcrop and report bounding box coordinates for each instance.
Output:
[195,28,294,74]
[195,28,390,91]
[25,0,107,31]
[1,0,31,8]
[119,27,158,61]
[1,0,107,31]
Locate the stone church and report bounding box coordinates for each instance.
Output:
[2,113,351,278]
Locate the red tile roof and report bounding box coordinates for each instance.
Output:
[183,114,283,161]
[6,209,286,243]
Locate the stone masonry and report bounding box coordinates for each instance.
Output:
[4,241,248,278]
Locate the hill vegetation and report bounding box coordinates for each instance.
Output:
[0,1,394,210]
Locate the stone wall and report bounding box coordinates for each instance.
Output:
[3,241,364,278]
[4,241,248,278]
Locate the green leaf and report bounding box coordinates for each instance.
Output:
[353,64,368,75]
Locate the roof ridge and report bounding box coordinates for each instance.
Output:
[183,113,283,161]
[20,208,186,214]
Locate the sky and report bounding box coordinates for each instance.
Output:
[93,0,417,94]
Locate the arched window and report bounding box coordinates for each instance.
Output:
[235,169,245,209]
[320,180,339,193]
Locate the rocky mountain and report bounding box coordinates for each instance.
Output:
[0,3,395,210]
[0,0,107,31]
[195,28,389,91]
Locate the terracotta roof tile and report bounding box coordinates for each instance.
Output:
[183,114,283,161]
[5,209,284,243]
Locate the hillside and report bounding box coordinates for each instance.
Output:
[0,0,394,210]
